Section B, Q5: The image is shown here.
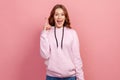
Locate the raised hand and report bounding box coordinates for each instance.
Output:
[43,17,51,30]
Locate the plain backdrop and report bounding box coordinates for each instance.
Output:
[0,0,120,80]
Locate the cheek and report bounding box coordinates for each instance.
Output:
[63,16,65,20]
[54,16,57,21]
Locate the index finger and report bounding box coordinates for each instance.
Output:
[44,17,49,25]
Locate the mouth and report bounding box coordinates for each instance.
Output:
[57,20,64,25]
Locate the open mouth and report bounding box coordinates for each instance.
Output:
[57,20,64,25]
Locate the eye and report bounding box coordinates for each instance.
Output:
[55,13,58,16]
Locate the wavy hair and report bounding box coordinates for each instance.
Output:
[48,4,71,28]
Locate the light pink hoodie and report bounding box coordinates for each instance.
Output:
[40,27,84,80]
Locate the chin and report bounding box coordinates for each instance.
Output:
[56,24,64,28]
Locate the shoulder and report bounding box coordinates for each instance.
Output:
[65,27,77,34]
[65,27,79,39]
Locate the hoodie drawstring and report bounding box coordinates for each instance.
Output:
[54,26,64,49]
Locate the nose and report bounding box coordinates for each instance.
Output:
[58,14,62,18]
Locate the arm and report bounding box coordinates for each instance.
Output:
[40,30,51,60]
[71,30,84,80]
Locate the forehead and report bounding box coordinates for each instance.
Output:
[55,8,64,13]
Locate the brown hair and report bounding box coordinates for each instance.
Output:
[48,4,71,28]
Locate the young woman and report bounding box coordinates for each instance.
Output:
[40,4,84,80]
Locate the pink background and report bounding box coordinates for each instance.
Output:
[0,0,120,80]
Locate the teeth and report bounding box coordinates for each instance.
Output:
[57,21,62,22]
[57,20,62,22]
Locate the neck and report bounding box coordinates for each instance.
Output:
[55,26,63,28]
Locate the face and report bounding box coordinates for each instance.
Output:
[54,8,65,28]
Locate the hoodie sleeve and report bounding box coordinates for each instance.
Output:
[40,30,51,60]
[71,30,84,80]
